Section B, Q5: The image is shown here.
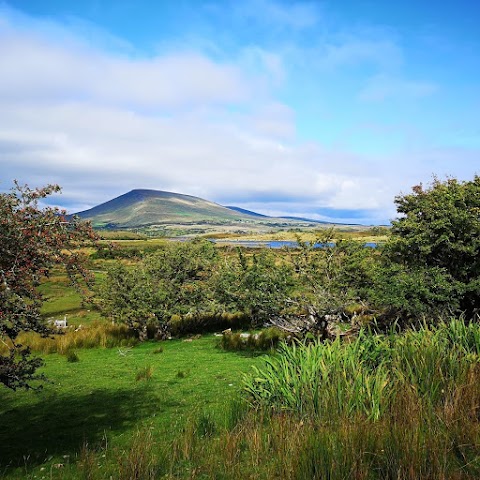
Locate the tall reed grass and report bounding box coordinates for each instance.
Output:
[0,322,137,355]
[242,319,480,422]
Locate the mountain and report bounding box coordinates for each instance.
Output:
[225,206,268,218]
[279,215,331,224]
[74,189,264,228]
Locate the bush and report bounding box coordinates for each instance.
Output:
[220,327,290,351]
[65,350,79,363]
[168,311,250,336]
[384,176,480,318]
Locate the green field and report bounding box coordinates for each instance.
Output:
[0,336,265,478]
[2,211,479,479]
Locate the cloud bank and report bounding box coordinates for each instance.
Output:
[1,2,478,225]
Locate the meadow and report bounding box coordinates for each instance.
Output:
[2,173,480,479]
[3,253,480,480]
[2,316,480,479]
[0,333,267,479]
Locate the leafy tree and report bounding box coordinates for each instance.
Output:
[213,248,294,326]
[288,231,377,315]
[369,261,458,321]
[383,176,480,318]
[0,182,98,389]
[144,238,219,326]
[97,263,158,340]
[99,239,219,338]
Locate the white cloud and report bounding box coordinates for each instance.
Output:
[0,95,391,216]
[0,30,252,109]
[1,3,472,225]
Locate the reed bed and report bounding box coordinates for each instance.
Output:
[243,319,480,421]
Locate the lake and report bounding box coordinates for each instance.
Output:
[213,240,378,249]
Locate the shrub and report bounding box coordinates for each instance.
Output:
[65,350,79,363]
[220,327,290,351]
[135,365,153,382]
[168,311,250,336]
[384,176,480,318]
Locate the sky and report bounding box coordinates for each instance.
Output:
[1,0,479,225]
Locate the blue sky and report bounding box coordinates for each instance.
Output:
[1,0,479,224]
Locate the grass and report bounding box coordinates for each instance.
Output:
[2,321,479,478]
[3,253,478,478]
[0,335,265,478]
[0,322,137,355]
[39,270,106,326]
[243,321,480,419]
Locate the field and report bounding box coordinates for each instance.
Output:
[2,210,479,479]
[0,335,265,478]
[3,318,480,479]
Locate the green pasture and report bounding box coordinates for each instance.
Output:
[0,336,265,478]
[39,272,105,325]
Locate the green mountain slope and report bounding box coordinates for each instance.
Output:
[75,189,258,228]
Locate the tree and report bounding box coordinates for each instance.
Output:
[288,230,377,312]
[97,263,158,341]
[212,248,294,326]
[383,176,480,317]
[99,238,219,338]
[0,182,98,389]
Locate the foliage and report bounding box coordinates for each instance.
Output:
[143,237,218,316]
[369,260,459,320]
[98,238,219,338]
[287,230,377,312]
[242,319,480,421]
[212,248,294,326]
[97,262,159,340]
[0,182,98,389]
[384,176,480,317]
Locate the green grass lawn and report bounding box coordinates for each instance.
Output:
[0,336,265,478]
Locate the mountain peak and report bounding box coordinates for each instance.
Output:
[75,188,254,228]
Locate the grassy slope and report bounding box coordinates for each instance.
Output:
[75,189,334,231]
[39,271,106,325]
[75,189,254,227]
[0,336,265,478]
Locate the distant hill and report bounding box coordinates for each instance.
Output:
[279,215,331,224]
[225,206,268,218]
[74,188,358,230]
[75,189,266,228]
